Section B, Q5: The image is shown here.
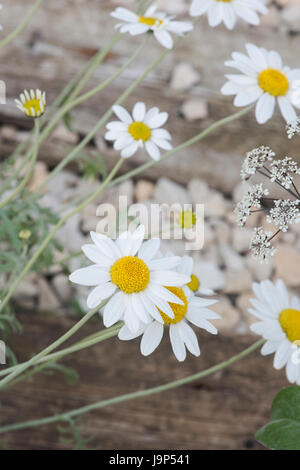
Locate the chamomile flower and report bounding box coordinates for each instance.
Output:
[222,44,300,124]
[190,0,268,30]
[111,5,193,49]
[249,280,300,385]
[172,253,214,296]
[105,102,172,160]
[69,225,191,334]
[15,89,46,118]
[119,288,219,361]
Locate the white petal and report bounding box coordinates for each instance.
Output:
[222,4,236,30]
[118,324,144,341]
[69,266,110,286]
[208,3,223,27]
[154,30,173,49]
[149,256,181,271]
[106,121,128,131]
[255,93,275,124]
[132,102,146,121]
[146,112,168,128]
[278,96,297,123]
[131,293,151,324]
[138,238,160,262]
[151,270,190,286]
[81,244,112,266]
[121,142,139,158]
[234,3,260,25]
[112,105,133,124]
[141,322,164,356]
[87,283,116,308]
[145,141,161,161]
[147,284,184,305]
[151,137,173,150]
[110,8,138,23]
[267,51,282,70]
[90,231,121,260]
[169,324,186,361]
[273,340,291,370]
[124,298,141,333]
[178,321,200,357]
[103,291,126,327]
[114,134,134,150]
[190,0,210,17]
[246,44,267,70]
[233,88,262,106]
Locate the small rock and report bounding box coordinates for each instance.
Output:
[170,62,200,91]
[214,220,231,245]
[135,180,155,202]
[236,291,257,333]
[219,244,244,271]
[52,124,79,145]
[205,192,228,218]
[188,179,210,204]
[38,278,61,311]
[181,98,208,121]
[211,296,240,333]
[52,274,73,302]
[154,177,190,205]
[245,254,273,282]
[232,227,252,253]
[27,161,49,193]
[274,244,300,287]
[282,5,300,30]
[224,269,252,294]
[1,125,17,140]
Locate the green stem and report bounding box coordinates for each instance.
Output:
[32,38,170,195]
[0,158,124,315]
[0,324,122,384]
[0,299,112,390]
[0,120,40,210]
[0,339,264,435]
[0,0,44,50]
[111,105,254,187]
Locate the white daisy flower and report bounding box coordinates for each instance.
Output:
[119,287,219,361]
[69,225,191,334]
[169,252,214,296]
[249,279,300,385]
[221,44,300,124]
[105,102,172,161]
[190,0,268,30]
[110,5,193,49]
[15,89,46,118]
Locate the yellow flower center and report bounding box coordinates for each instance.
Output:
[258,69,289,97]
[128,122,151,142]
[24,99,43,117]
[187,274,200,292]
[177,210,196,229]
[279,309,300,343]
[139,16,163,27]
[110,256,150,294]
[159,287,188,325]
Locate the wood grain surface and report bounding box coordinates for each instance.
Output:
[0,310,287,450]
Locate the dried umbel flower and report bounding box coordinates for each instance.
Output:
[234,184,269,227]
[250,227,277,263]
[236,135,300,261]
[241,146,275,181]
[286,118,300,139]
[266,199,300,233]
[270,157,300,190]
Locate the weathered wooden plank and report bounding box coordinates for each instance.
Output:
[0,310,287,450]
[0,1,299,192]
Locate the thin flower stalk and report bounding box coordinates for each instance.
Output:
[0,339,264,435]
[0,120,40,210]
[0,0,44,50]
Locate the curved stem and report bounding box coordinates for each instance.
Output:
[0,120,40,210]
[0,324,122,386]
[0,299,112,389]
[0,0,44,50]
[0,158,124,315]
[0,339,264,435]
